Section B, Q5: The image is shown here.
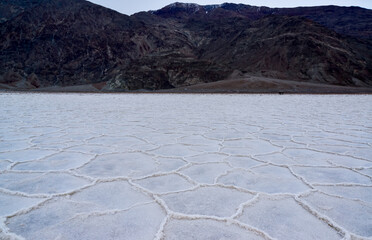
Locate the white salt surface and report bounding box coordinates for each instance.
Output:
[0,93,371,240]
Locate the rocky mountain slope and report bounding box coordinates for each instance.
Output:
[154,3,372,40]
[0,0,371,92]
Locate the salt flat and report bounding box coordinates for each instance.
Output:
[0,93,371,240]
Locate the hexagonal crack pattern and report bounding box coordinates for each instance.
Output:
[0,93,371,239]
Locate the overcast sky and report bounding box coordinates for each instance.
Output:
[88,0,372,15]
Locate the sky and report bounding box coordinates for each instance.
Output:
[88,0,372,15]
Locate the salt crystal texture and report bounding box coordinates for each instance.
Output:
[0,93,371,239]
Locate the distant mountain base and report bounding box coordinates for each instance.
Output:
[1,75,371,94]
[160,76,372,94]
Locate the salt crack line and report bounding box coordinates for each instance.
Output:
[299,188,372,204]
[312,182,372,187]
[287,166,314,188]
[128,180,171,209]
[153,215,169,240]
[3,197,53,220]
[169,212,275,240]
[306,146,372,162]
[213,167,233,184]
[5,150,64,170]
[67,201,156,221]
[294,194,349,238]
[175,172,199,186]
[214,168,254,184]
[250,155,274,164]
[130,164,193,182]
[231,194,261,219]
[0,187,49,199]
[250,163,271,169]
[0,217,26,240]
[1,179,100,200]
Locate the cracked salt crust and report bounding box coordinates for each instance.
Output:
[0,93,371,240]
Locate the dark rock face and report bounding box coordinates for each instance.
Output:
[154,3,372,40]
[0,1,371,91]
[0,0,47,23]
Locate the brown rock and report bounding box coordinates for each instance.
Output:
[0,1,371,91]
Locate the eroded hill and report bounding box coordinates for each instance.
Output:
[0,1,371,92]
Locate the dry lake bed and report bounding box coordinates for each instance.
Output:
[0,93,371,240]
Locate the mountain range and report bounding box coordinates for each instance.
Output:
[0,0,371,92]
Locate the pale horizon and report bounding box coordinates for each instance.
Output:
[87,0,372,15]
